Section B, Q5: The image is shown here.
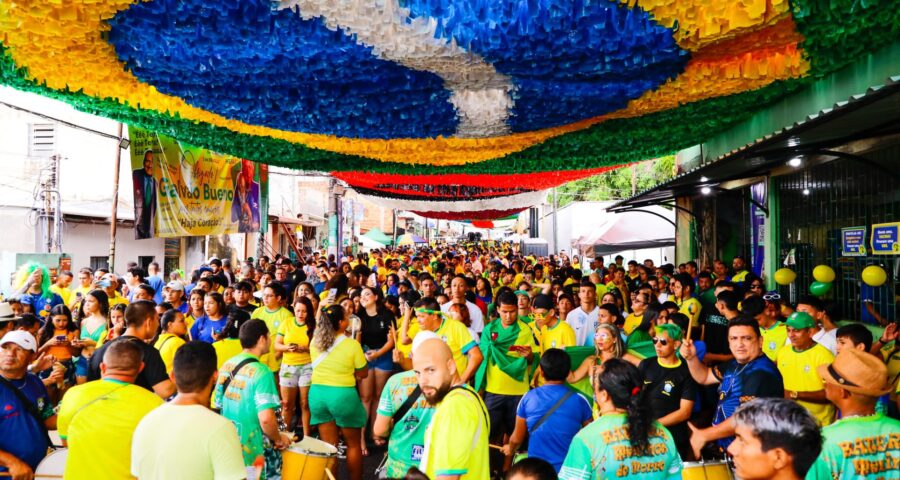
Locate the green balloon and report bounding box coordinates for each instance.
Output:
[809,281,832,296]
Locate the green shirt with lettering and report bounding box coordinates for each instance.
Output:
[559,413,682,480]
[376,370,435,478]
[805,413,900,480]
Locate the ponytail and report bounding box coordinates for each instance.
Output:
[595,358,653,454]
[312,304,344,352]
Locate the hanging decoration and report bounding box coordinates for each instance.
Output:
[1,0,897,216]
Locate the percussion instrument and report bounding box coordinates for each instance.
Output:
[282,437,338,480]
[34,448,67,479]
[682,460,735,480]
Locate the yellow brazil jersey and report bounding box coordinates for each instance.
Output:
[251,306,294,371]
[58,379,163,480]
[776,343,836,426]
[434,319,478,378]
[396,316,421,360]
[882,346,900,398]
[485,321,538,396]
[539,320,576,353]
[760,322,788,362]
[153,333,186,374]
[108,292,129,307]
[310,337,367,387]
[421,385,490,480]
[594,283,608,302]
[677,297,702,328]
[212,338,243,370]
[50,285,72,306]
[277,319,311,365]
[184,313,199,332]
[623,313,643,336]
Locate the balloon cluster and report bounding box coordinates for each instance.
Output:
[774,264,889,297]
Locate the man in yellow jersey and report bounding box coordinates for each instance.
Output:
[533,295,575,353]
[100,274,129,307]
[58,340,163,480]
[49,271,73,307]
[414,337,490,480]
[751,294,787,362]
[415,297,483,384]
[475,292,538,474]
[251,282,294,375]
[729,256,750,287]
[672,274,701,339]
[776,312,835,425]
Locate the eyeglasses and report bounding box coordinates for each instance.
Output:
[763,292,782,301]
[651,337,669,346]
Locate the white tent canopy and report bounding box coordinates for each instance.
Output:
[575,206,675,256]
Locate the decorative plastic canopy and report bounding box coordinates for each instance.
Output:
[1,0,897,218]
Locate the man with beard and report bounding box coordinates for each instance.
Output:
[414,337,489,480]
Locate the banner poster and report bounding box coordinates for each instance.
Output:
[749,182,767,277]
[870,221,900,255]
[840,226,867,257]
[129,127,268,239]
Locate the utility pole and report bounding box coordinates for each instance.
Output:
[552,188,559,255]
[392,209,398,246]
[327,178,338,258]
[108,123,123,271]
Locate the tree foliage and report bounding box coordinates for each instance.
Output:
[554,156,676,207]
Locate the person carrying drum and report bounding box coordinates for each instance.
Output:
[0,331,57,480]
[727,398,822,480]
[680,316,784,458]
[372,332,439,478]
[805,348,900,479]
[57,339,163,479]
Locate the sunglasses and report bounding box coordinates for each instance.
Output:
[651,337,670,346]
[763,292,782,301]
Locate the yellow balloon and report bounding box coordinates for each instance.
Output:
[861,265,887,287]
[774,268,797,286]
[813,265,835,283]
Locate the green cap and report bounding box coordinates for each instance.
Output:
[785,311,816,329]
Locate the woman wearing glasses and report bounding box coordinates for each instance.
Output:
[638,323,698,460]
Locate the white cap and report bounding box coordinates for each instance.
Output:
[0,331,37,352]
[411,331,442,358]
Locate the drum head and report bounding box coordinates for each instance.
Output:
[289,437,338,457]
[35,448,68,476]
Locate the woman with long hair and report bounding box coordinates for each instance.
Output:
[474,277,492,316]
[36,305,78,401]
[153,309,187,374]
[355,286,395,455]
[559,359,682,477]
[569,323,634,384]
[274,296,316,436]
[76,289,109,384]
[190,292,228,343]
[100,303,128,347]
[184,289,205,333]
[309,305,368,480]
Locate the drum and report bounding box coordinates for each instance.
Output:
[682,460,734,480]
[282,437,338,480]
[34,448,67,479]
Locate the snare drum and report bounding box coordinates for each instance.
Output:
[682,460,734,480]
[282,437,338,480]
[34,448,67,479]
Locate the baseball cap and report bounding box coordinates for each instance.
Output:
[165,281,184,292]
[818,348,893,397]
[785,311,816,329]
[0,330,37,352]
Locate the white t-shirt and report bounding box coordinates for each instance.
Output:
[441,300,485,336]
[566,306,600,347]
[131,403,246,480]
[813,328,837,355]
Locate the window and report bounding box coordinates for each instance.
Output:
[89,256,109,271]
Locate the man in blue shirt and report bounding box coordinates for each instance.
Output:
[680,316,783,457]
[0,331,57,477]
[501,348,592,471]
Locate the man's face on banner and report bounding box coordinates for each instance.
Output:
[143,152,154,175]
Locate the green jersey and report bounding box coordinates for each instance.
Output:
[559,413,682,480]
[213,353,281,471]
[376,371,435,477]
[805,413,900,480]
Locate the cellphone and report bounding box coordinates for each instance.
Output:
[326,288,337,303]
[56,335,66,342]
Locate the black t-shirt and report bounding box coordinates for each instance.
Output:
[358,309,396,351]
[638,357,698,453]
[87,335,169,392]
[230,303,256,316]
[704,312,730,355]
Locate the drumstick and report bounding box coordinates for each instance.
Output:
[325,469,336,480]
[686,320,692,342]
[489,444,504,451]
[0,475,63,479]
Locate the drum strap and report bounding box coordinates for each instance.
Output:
[0,375,54,449]
[212,357,259,413]
[529,390,574,435]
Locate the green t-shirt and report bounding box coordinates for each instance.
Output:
[376,371,435,477]
[559,413,682,480]
[212,352,280,471]
[805,413,900,480]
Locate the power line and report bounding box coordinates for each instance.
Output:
[0,100,123,142]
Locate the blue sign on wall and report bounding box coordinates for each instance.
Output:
[871,222,900,255]
[841,226,866,257]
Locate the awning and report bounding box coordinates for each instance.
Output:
[362,228,393,245]
[575,206,675,256]
[610,76,900,212]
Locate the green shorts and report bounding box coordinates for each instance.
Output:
[309,384,366,428]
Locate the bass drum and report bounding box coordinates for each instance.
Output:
[35,448,67,479]
[682,460,735,480]
[282,437,338,480]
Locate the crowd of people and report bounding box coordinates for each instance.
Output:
[0,245,898,480]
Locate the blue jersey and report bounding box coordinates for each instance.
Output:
[190,315,229,343]
[20,292,63,320]
[711,355,783,448]
[0,374,54,471]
